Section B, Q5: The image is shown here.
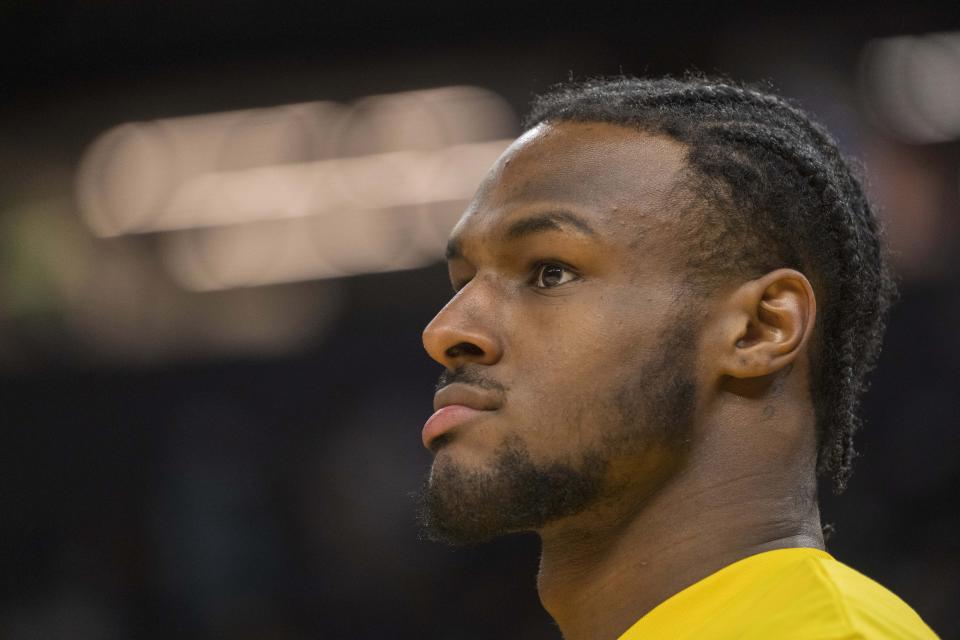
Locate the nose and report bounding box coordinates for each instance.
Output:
[422,289,503,369]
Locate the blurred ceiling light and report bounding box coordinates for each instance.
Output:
[162,201,464,291]
[133,139,511,232]
[76,101,346,237]
[861,31,960,143]
[76,87,515,237]
[336,86,516,155]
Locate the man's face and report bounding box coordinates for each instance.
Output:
[419,121,703,544]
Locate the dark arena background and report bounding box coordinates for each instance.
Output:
[2,2,959,638]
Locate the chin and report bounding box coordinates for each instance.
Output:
[417,434,609,546]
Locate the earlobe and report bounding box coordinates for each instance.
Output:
[721,269,816,379]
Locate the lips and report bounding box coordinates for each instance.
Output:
[423,383,501,450]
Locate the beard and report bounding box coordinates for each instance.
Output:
[416,317,698,546]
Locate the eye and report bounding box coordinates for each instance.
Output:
[533,263,578,289]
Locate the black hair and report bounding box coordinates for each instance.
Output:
[524,76,897,493]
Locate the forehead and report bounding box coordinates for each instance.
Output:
[455,120,690,241]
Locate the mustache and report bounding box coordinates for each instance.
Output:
[435,367,507,394]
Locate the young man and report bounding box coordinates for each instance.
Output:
[417,77,938,639]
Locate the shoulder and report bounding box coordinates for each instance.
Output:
[617,549,939,640]
[737,552,939,639]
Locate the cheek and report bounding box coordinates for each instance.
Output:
[507,336,657,461]
[514,297,661,387]
[497,286,675,458]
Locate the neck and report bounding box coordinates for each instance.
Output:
[535,448,823,640]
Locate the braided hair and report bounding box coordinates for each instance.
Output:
[524,76,897,493]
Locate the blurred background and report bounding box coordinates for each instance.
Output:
[2,1,959,638]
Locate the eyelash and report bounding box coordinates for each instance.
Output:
[530,261,580,289]
[451,261,580,293]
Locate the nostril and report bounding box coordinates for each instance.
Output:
[446,342,485,359]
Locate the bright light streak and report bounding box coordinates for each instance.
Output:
[76,101,346,237]
[76,86,515,237]
[162,201,465,291]
[338,86,516,154]
[139,139,511,233]
[75,85,518,289]
[861,31,960,143]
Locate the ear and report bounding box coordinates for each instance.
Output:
[716,268,817,379]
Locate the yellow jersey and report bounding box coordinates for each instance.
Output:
[617,547,938,639]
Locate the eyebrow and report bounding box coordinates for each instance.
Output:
[504,210,597,241]
[445,210,598,261]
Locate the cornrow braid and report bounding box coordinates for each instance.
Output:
[704,121,885,491]
[524,76,896,493]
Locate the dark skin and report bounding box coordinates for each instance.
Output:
[422,121,824,640]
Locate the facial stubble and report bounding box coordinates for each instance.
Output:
[417,318,697,545]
